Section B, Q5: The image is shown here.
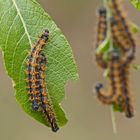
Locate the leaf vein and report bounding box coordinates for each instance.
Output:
[12,0,32,47]
[11,32,26,75]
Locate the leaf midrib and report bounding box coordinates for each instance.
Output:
[12,0,32,47]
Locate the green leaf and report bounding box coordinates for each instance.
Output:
[96,37,110,54]
[0,0,78,129]
[130,0,140,11]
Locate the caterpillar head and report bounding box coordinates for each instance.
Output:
[41,29,50,42]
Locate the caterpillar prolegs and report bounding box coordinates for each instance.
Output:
[26,30,59,132]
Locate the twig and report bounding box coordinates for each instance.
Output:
[102,0,118,134]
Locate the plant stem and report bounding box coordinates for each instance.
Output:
[102,0,118,134]
[110,107,117,134]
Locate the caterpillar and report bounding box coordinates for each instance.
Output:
[95,50,134,118]
[95,7,108,69]
[120,50,134,118]
[113,53,134,118]
[110,16,135,67]
[26,30,59,132]
[37,52,59,132]
[26,30,50,111]
[95,0,136,118]
[109,0,136,54]
[27,51,43,111]
[109,0,135,117]
[95,51,123,104]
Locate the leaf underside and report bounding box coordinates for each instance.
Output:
[0,0,78,128]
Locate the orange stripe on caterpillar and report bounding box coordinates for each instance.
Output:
[95,7,108,69]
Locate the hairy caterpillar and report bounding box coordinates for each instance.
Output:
[120,50,134,118]
[96,50,134,118]
[109,0,136,54]
[95,0,136,118]
[96,7,108,69]
[38,52,59,132]
[109,0,135,117]
[26,30,50,111]
[95,51,123,104]
[26,30,59,132]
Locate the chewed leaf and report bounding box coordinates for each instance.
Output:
[96,37,110,54]
[0,0,78,128]
[130,0,140,11]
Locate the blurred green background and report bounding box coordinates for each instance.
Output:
[0,0,140,139]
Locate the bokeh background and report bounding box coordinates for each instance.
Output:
[0,0,140,139]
